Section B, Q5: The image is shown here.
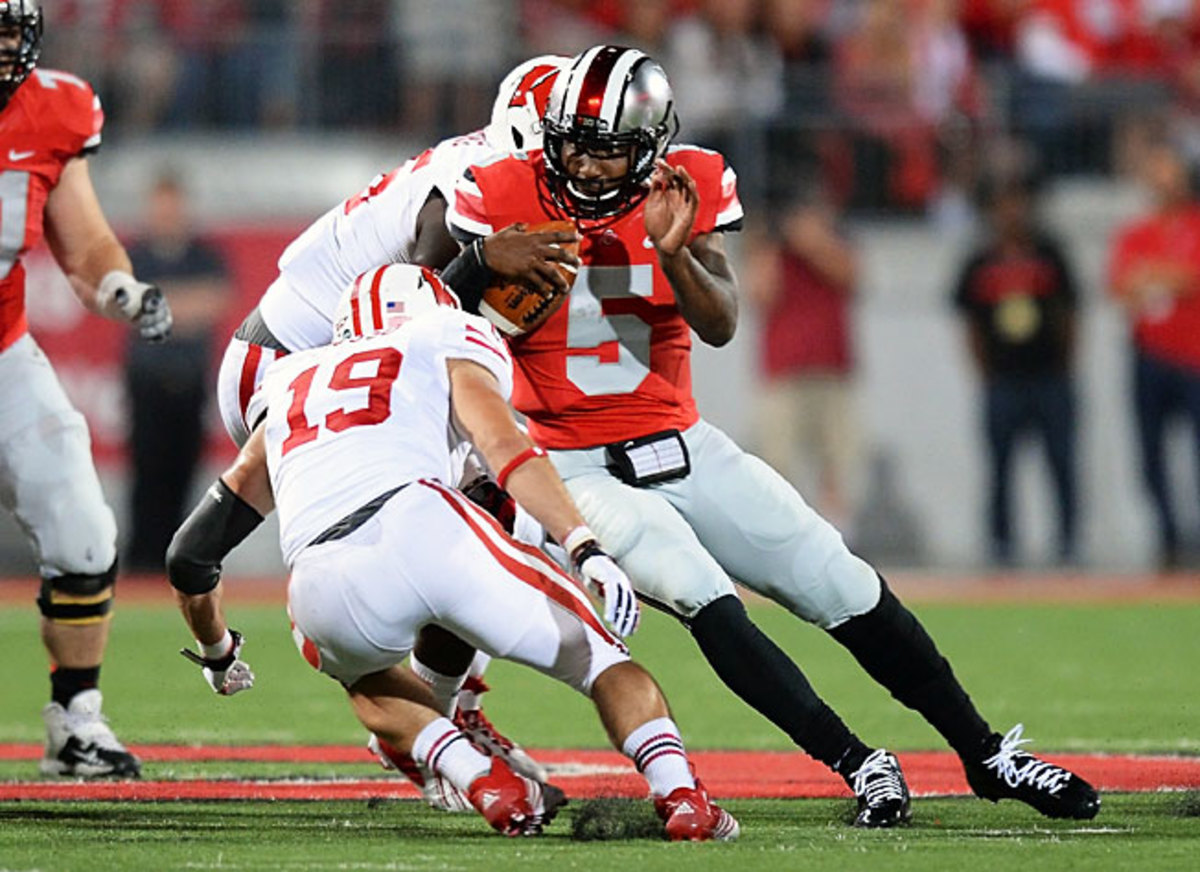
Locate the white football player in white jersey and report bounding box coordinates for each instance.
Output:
[167,264,737,841]
[209,55,579,797]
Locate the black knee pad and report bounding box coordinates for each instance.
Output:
[37,559,118,624]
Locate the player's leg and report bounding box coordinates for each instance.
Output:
[0,336,138,778]
[985,377,1022,564]
[410,480,736,841]
[1133,350,1180,569]
[673,420,1098,820]
[549,445,903,827]
[286,517,558,836]
[1036,374,1078,562]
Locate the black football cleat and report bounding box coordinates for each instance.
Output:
[848,748,912,828]
[964,724,1100,820]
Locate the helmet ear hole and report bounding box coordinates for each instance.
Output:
[512,129,524,151]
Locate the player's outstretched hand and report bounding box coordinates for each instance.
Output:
[644,160,698,257]
[180,629,255,695]
[570,537,640,639]
[132,285,174,342]
[482,223,581,296]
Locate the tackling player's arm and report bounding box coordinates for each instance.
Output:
[645,161,738,347]
[166,426,273,695]
[448,359,639,637]
[43,157,173,340]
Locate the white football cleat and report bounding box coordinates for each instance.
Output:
[41,689,140,778]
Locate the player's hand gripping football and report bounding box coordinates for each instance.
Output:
[482,222,581,296]
[568,534,640,639]
[644,160,699,257]
[180,629,255,695]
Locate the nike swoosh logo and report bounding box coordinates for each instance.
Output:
[8,149,35,161]
[642,236,656,249]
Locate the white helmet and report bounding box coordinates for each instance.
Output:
[332,264,459,344]
[484,54,569,154]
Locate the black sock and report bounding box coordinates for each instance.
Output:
[50,666,100,708]
[689,594,871,775]
[828,576,994,760]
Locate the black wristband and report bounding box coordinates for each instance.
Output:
[167,480,265,595]
[440,238,492,313]
[571,540,606,573]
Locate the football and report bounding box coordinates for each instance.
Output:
[479,220,579,337]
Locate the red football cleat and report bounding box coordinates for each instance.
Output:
[653,778,740,842]
[467,757,567,837]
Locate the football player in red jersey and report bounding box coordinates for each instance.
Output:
[445,45,1100,825]
[0,0,172,778]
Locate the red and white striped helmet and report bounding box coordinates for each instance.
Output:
[543,45,677,219]
[332,264,459,344]
[485,54,568,154]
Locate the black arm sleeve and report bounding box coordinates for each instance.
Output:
[166,480,265,595]
[439,236,492,314]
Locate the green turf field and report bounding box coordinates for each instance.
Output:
[1,595,1198,869]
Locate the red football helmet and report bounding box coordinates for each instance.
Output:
[0,0,42,105]
[543,45,678,219]
[485,55,569,154]
[332,264,460,343]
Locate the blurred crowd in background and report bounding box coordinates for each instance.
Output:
[40,0,1200,218]
[10,0,1198,573]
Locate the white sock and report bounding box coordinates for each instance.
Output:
[411,717,490,791]
[456,651,493,712]
[621,717,695,797]
[410,654,468,718]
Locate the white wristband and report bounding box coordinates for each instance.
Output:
[198,630,233,661]
[96,269,142,320]
[562,525,596,557]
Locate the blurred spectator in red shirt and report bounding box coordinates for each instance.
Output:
[1109,139,1200,570]
[748,180,861,530]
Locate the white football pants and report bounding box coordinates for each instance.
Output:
[548,419,881,628]
[0,335,117,577]
[287,479,628,689]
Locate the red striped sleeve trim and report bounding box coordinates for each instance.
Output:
[464,334,509,363]
[238,344,264,423]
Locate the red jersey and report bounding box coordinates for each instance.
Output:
[761,247,853,379]
[1109,204,1200,372]
[0,69,104,351]
[449,145,743,449]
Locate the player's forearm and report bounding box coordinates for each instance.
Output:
[498,456,587,548]
[176,584,229,647]
[659,246,738,346]
[51,231,132,315]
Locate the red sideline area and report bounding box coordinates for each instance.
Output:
[2,745,1198,801]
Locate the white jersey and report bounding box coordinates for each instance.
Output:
[257,130,498,351]
[252,308,513,565]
